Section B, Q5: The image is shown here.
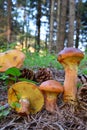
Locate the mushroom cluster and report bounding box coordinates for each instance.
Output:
[7,47,84,115]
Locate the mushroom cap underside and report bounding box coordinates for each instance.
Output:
[39,80,63,93]
[8,81,44,114]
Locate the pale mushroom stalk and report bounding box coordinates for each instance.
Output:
[19,98,30,115]
[44,92,58,112]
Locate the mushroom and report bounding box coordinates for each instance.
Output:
[0,49,25,72]
[57,47,84,104]
[8,81,44,115]
[39,80,64,113]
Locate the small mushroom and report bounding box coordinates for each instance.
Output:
[57,47,84,104]
[8,81,44,115]
[0,49,25,72]
[39,80,64,113]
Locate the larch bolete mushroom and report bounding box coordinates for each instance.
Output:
[8,81,44,115]
[57,47,84,104]
[0,49,25,72]
[39,80,64,113]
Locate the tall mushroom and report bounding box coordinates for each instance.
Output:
[8,81,44,115]
[0,49,25,72]
[57,47,84,104]
[39,80,64,113]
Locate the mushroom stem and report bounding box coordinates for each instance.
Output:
[45,92,58,112]
[64,64,78,103]
[19,98,30,115]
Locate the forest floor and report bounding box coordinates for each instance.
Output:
[0,68,87,130]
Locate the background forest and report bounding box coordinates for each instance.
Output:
[0,0,87,130]
[0,0,87,53]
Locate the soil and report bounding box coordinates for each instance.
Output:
[0,68,87,130]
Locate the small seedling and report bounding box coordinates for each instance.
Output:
[3,67,37,85]
[0,106,11,119]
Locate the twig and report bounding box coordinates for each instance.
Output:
[53,122,64,130]
[0,118,16,130]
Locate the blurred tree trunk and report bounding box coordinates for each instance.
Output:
[7,0,12,44]
[68,0,75,47]
[75,0,82,48]
[56,0,60,53]
[0,0,5,33]
[49,0,54,53]
[56,0,67,52]
[36,0,41,52]
[23,6,28,52]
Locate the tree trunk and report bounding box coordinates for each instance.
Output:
[36,0,41,52]
[68,0,75,47]
[75,0,82,48]
[24,8,28,52]
[7,0,12,44]
[49,0,54,53]
[56,0,68,52]
[0,0,5,33]
[56,0,60,53]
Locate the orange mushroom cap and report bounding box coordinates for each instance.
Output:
[39,80,63,93]
[0,49,25,72]
[58,47,84,64]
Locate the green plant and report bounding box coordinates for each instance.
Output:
[4,67,37,85]
[78,54,87,74]
[0,73,9,88]
[24,51,62,70]
[11,102,21,109]
[77,82,82,88]
[0,106,11,119]
[0,73,9,80]
[5,67,21,83]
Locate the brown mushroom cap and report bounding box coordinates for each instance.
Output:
[8,81,44,114]
[39,80,63,93]
[57,47,84,64]
[0,49,25,72]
